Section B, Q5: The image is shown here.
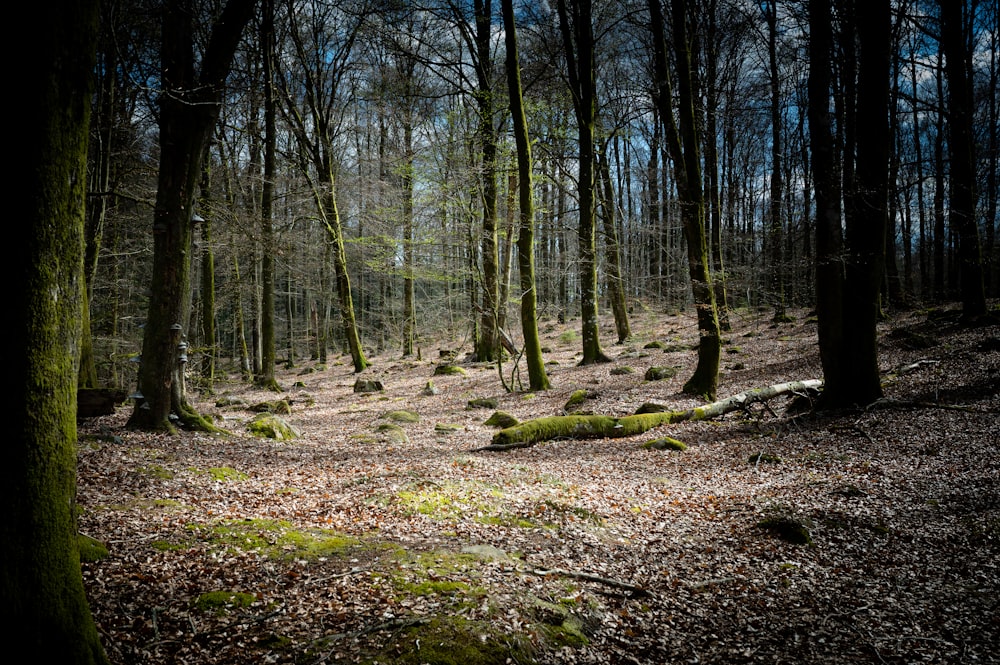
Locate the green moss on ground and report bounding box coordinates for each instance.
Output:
[187,518,360,560]
[193,590,256,613]
[78,534,109,562]
[644,437,687,451]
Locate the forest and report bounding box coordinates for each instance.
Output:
[7,0,999,663]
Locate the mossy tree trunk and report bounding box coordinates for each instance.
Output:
[556,0,611,365]
[648,0,722,400]
[502,0,550,391]
[257,0,281,390]
[280,3,369,373]
[4,1,109,660]
[128,0,256,431]
[479,380,822,451]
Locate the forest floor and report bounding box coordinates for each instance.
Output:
[78,303,1000,665]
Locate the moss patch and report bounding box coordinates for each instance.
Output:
[434,364,467,376]
[193,590,257,613]
[188,518,360,560]
[78,534,109,562]
[644,437,687,451]
[385,409,421,423]
[484,411,519,428]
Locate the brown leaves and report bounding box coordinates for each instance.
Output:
[77,308,1000,664]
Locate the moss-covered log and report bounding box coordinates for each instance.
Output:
[476,380,822,451]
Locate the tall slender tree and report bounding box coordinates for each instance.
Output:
[649,0,722,399]
[503,0,550,390]
[556,0,611,364]
[940,0,987,320]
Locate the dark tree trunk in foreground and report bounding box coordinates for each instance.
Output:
[129,0,257,431]
[503,0,550,391]
[811,0,890,408]
[3,1,109,660]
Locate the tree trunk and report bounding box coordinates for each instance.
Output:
[940,0,987,320]
[129,0,255,431]
[649,0,722,400]
[5,1,109,659]
[557,0,611,365]
[503,0,550,391]
[598,147,631,343]
[478,380,823,451]
[257,0,280,390]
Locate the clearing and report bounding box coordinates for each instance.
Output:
[78,305,1000,664]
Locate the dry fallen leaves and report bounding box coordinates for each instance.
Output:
[78,306,1000,664]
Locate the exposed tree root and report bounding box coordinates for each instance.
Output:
[473,379,823,451]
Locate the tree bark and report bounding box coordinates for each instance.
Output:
[5,1,109,659]
[477,380,823,451]
[648,0,722,400]
[503,0,550,391]
[129,0,256,431]
[940,0,987,320]
[557,0,611,365]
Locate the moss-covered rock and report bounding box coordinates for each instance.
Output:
[78,534,109,562]
[563,389,592,411]
[484,411,519,428]
[385,410,421,423]
[644,366,678,381]
[467,397,499,410]
[250,399,291,414]
[248,414,299,441]
[422,380,440,395]
[610,366,634,375]
[644,437,687,451]
[353,378,384,393]
[643,340,668,349]
[434,364,468,376]
[435,423,463,434]
[634,402,670,414]
[377,422,409,444]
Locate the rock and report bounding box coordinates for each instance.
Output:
[248,414,299,441]
[644,366,678,381]
[644,437,687,451]
[467,397,499,410]
[354,379,384,393]
[484,411,519,428]
[422,380,439,395]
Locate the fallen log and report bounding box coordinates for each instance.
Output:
[474,379,823,452]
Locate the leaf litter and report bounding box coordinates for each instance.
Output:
[78,306,1000,664]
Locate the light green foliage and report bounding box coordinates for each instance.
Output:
[396,481,536,528]
[206,467,249,482]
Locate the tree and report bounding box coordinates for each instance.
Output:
[940,0,987,320]
[280,0,369,374]
[129,0,257,431]
[811,0,891,408]
[556,0,611,365]
[649,0,722,400]
[503,0,550,391]
[3,0,109,660]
